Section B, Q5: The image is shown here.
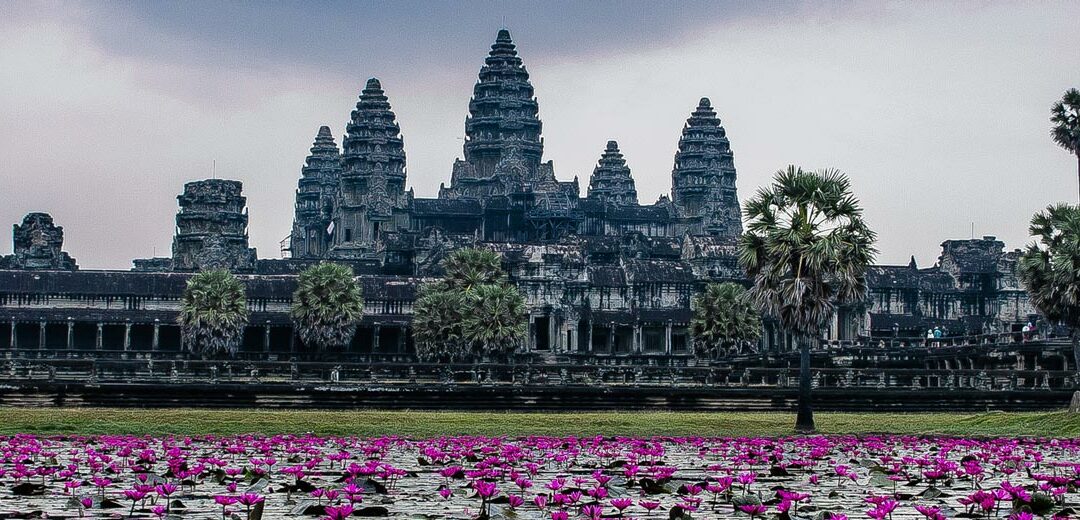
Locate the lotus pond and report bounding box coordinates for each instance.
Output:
[0,434,1077,519]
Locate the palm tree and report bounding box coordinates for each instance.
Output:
[178,269,249,359]
[291,262,364,353]
[739,166,876,433]
[462,283,527,359]
[1018,203,1080,371]
[690,282,762,359]
[413,287,467,361]
[1051,88,1080,201]
[413,248,527,361]
[441,248,506,291]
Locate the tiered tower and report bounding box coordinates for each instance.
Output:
[671,98,742,237]
[290,126,341,258]
[331,78,410,258]
[441,30,561,199]
[171,179,257,272]
[586,141,638,205]
[463,29,543,177]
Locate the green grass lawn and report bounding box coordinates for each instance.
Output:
[0,408,1077,437]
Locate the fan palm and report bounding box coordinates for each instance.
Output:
[1051,88,1080,201]
[1018,203,1080,371]
[413,248,526,361]
[291,262,364,353]
[413,287,468,361]
[462,283,528,359]
[691,282,762,359]
[441,248,506,292]
[178,269,249,359]
[739,166,876,433]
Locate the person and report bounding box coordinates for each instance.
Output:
[926,328,934,347]
[1022,322,1034,342]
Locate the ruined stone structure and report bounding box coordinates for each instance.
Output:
[0,213,77,271]
[867,236,1038,337]
[0,29,1040,361]
[170,180,258,272]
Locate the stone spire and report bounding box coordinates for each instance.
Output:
[463,29,543,177]
[332,78,409,257]
[587,140,638,205]
[671,98,742,237]
[290,126,342,259]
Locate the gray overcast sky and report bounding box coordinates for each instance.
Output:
[1,1,1077,269]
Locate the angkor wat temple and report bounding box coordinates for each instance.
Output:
[0,30,1039,360]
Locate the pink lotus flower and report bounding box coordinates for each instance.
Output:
[739,504,768,518]
[581,504,605,520]
[325,504,353,520]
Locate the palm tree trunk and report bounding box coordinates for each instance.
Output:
[1076,153,1079,202]
[795,334,816,433]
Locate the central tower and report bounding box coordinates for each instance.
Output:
[440,29,560,200]
[463,29,544,177]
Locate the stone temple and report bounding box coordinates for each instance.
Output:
[0,30,1039,358]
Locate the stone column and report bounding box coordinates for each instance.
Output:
[9,320,16,351]
[571,327,579,353]
[38,322,46,350]
[587,319,593,353]
[397,326,405,353]
[373,324,381,352]
[123,323,132,351]
[665,320,673,354]
[95,323,103,351]
[607,323,614,353]
[263,324,271,354]
[633,322,642,354]
[66,320,74,350]
[152,320,161,351]
[549,316,557,353]
[528,315,536,352]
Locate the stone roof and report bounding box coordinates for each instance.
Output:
[624,259,697,284]
[412,198,483,216]
[867,266,956,292]
[587,265,626,287]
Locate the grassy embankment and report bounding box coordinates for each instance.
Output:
[0,409,1077,438]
